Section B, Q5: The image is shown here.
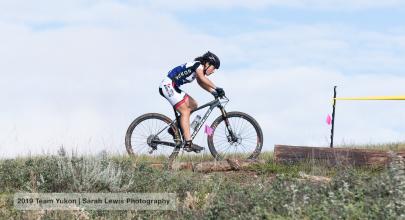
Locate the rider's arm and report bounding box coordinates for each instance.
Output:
[195,66,216,93]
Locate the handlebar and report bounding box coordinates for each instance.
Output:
[214,95,228,101]
[215,95,229,107]
[212,91,228,99]
[221,95,229,101]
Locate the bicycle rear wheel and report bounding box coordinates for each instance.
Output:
[207,111,263,160]
[125,113,180,160]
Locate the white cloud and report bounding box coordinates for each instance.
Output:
[1,0,405,24]
[0,1,404,157]
[0,2,227,157]
[220,24,405,75]
[140,0,405,11]
[212,67,405,148]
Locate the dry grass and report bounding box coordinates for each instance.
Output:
[1,143,404,219]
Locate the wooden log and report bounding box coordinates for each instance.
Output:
[171,162,193,171]
[149,163,165,170]
[193,159,265,173]
[148,159,265,173]
[274,145,405,166]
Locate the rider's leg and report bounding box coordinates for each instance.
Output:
[168,96,198,139]
[187,96,198,111]
[177,95,199,141]
[176,96,203,151]
[176,97,192,141]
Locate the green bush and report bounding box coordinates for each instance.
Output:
[1,151,404,219]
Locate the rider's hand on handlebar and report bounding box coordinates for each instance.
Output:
[211,87,225,99]
[216,87,225,97]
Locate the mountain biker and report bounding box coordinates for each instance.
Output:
[159,51,225,152]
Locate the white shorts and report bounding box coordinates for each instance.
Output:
[159,77,189,109]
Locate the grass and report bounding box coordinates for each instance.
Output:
[335,141,405,151]
[0,142,404,219]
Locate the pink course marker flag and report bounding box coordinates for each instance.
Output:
[205,125,214,136]
[326,114,332,125]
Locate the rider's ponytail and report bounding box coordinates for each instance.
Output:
[194,56,208,65]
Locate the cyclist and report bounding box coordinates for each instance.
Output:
[159,51,225,152]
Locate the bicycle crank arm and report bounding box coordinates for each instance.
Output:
[151,140,178,148]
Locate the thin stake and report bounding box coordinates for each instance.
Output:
[330,86,337,148]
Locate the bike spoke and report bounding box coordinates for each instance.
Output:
[139,123,151,136]
[239,120,250,137]
[240,143,251,153]
[210,113,261,159]
[127,116,177,156]
[222,144,233,155]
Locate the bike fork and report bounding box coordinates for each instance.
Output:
[220,107,238,142]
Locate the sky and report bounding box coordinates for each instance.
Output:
[1,0,404,157]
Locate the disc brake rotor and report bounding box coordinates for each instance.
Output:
[227,133,242,146]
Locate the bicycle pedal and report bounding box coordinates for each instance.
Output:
[183,147,193,152]
[183,147,204,153]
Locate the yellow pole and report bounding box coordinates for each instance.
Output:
[334,96,405,101]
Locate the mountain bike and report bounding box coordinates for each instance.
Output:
[125,96,263,162]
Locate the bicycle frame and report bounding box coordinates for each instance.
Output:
[189,98,223,140]
[151,96,232,148]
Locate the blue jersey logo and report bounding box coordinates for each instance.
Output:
[167,62,200,86]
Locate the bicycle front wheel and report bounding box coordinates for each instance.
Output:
[207,111,263,160]
[125,113,180,159]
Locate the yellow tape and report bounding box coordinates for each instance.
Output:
[334,96,405,101]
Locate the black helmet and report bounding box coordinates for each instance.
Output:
[203,51,220,69]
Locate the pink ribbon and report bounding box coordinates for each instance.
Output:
[326,114,332,125]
